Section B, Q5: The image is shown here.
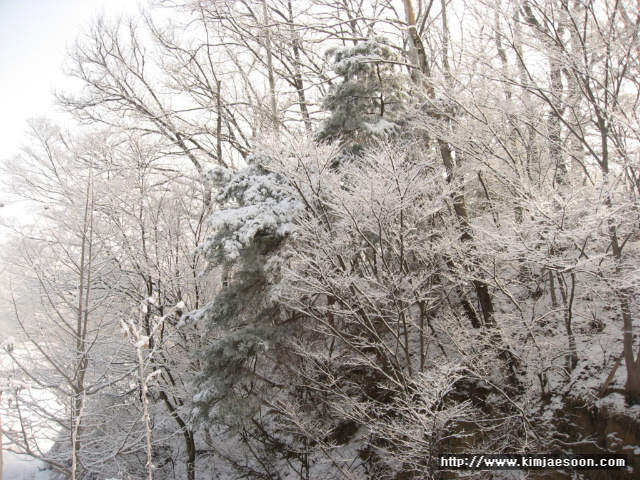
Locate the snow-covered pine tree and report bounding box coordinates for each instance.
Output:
[183,153,322,477]
[189,156,300,421]
[318,37,415,160]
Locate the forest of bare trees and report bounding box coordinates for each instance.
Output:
[1,0,640,478]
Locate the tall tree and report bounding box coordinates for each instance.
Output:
[1,120,142,478]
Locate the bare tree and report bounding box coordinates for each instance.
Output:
[0,121,211,479]
[59,17,224,170]
[447,0,640,396]
[97,132,211,480]
[0,120,144,478]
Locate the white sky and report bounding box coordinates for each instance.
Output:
[0,0,142,161]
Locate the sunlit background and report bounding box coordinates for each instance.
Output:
[0,0,140,160]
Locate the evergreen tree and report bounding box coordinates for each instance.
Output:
[318,37,414,158]
[188,155,300,426]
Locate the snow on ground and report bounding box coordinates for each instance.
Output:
[1,345,56,480]
[3,441,50,480]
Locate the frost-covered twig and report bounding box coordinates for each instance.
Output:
[120,299,185,480]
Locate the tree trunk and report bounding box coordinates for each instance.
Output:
[0,393,3,480]
[262,0,278,127]
[403,0,497,327]
[288,1,312,132]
